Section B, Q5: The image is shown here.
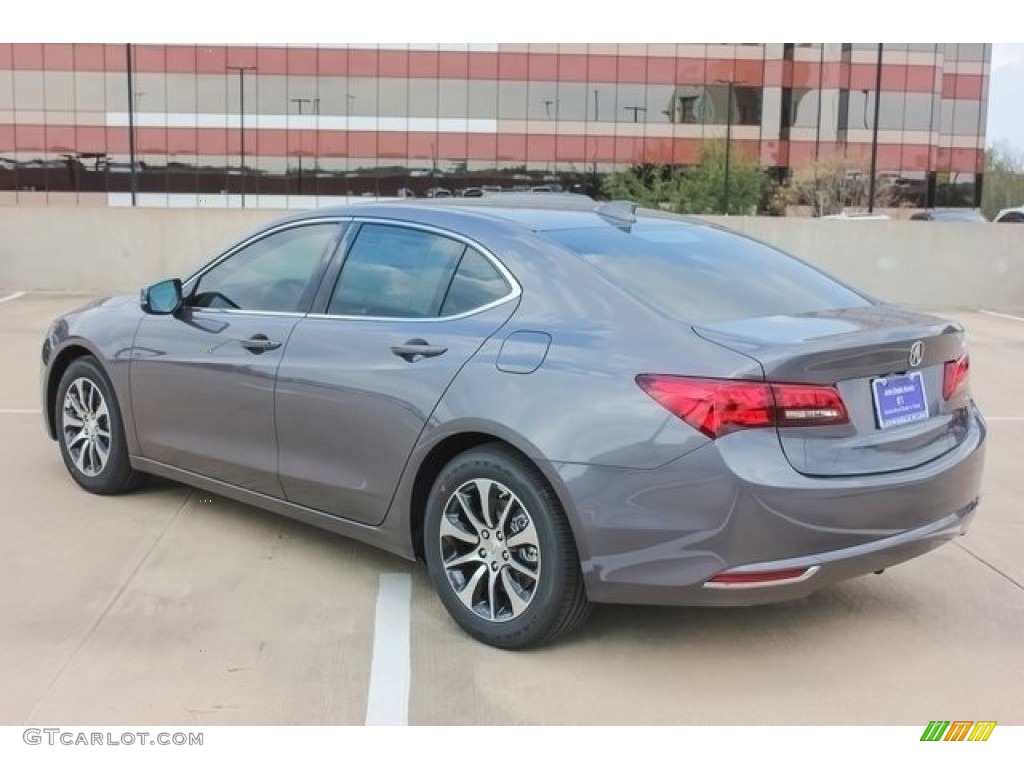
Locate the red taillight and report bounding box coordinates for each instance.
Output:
[943,355,970,400]
[636,375,849,439]
[634,376,771,438]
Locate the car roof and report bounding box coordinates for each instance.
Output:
[821,212,891,220]
[273,196,700,234]
[911,208,987,221]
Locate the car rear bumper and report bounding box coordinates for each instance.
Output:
[559,405,986,606]
[603,502,975,606]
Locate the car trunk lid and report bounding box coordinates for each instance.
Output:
[694,306,972,477]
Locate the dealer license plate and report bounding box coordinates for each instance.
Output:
[871,371,929,429]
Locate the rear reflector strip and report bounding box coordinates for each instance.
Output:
[781,408,843,421]
[704,565,820,589]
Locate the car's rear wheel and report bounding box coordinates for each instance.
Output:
[424,444,590,649]
[55,357,143,495]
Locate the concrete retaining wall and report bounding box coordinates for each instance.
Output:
[1,208,1022,311]
[0,209,281,295]
[700,216,1024,312]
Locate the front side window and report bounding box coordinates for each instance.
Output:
[190,223,338,312]
[328,224,511,318]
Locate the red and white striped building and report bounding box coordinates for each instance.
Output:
[0,43,990,208]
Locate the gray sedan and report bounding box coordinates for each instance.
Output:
[41,200,986,648]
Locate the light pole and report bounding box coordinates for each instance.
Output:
[289,97,319,196]
[716,78,745,214]
[587,90,599,195]
[227,65,256,208]
[623,106,647,123]
[867,44,883,213]
[125,44,138,206]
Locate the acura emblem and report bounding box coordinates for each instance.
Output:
[908,341,924,368]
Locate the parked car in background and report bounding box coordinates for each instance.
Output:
[821,212,891,220]
[910,208,988,222]
[40,199,987,649]
[993,206,1024,223]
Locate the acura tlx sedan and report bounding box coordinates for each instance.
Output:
[41,199,986,649]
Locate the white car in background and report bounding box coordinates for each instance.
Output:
[993,206,1024,223]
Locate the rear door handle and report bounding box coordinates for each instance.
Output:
[239,334,282,354]
[391,339,448,362]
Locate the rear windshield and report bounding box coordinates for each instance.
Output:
[543,221,871,323]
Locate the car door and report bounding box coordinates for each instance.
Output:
[275,221,520,525]
[130,220,343,496]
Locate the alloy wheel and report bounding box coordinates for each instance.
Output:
[61,376,112,477]
[438,478,541,622]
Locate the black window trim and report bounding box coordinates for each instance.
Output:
[308,218,521,323]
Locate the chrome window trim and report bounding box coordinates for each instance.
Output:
[305,293,517,324]
[178,215,521,323]
[318,217,522,322]
[183,307,308,319]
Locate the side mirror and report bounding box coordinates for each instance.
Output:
[141,278,183,315]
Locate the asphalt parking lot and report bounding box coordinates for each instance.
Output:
[2,291,1022,726]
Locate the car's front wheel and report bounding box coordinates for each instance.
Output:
[55,357,143,495]
[424,445,591,649]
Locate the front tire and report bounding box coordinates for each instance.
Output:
[55,357,143,495]
[424,445,590,649]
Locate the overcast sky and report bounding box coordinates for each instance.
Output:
[988,43,1024,156]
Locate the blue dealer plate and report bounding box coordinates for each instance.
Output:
[871,371,929,429]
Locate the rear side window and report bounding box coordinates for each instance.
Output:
[329,224,465,318]
[327,223,512,318]
[440,248,510,316]
[544,221,870,323]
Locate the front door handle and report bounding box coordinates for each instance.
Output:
[239,334,282,354]
[391,338,448,362]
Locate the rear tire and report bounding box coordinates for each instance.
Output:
[55,357,144,495]
[424,444,591,649]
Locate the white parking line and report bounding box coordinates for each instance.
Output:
[0,291,26,304]
[979,309,1024,323]
[364,573,412,726]
[0,408,42,414]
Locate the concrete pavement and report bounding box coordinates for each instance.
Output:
[1,292,1022,725]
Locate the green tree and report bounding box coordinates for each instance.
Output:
[602,164,678,210]
[602,141,763,215]
[679,141,764,215]
[981,142,1024,220]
